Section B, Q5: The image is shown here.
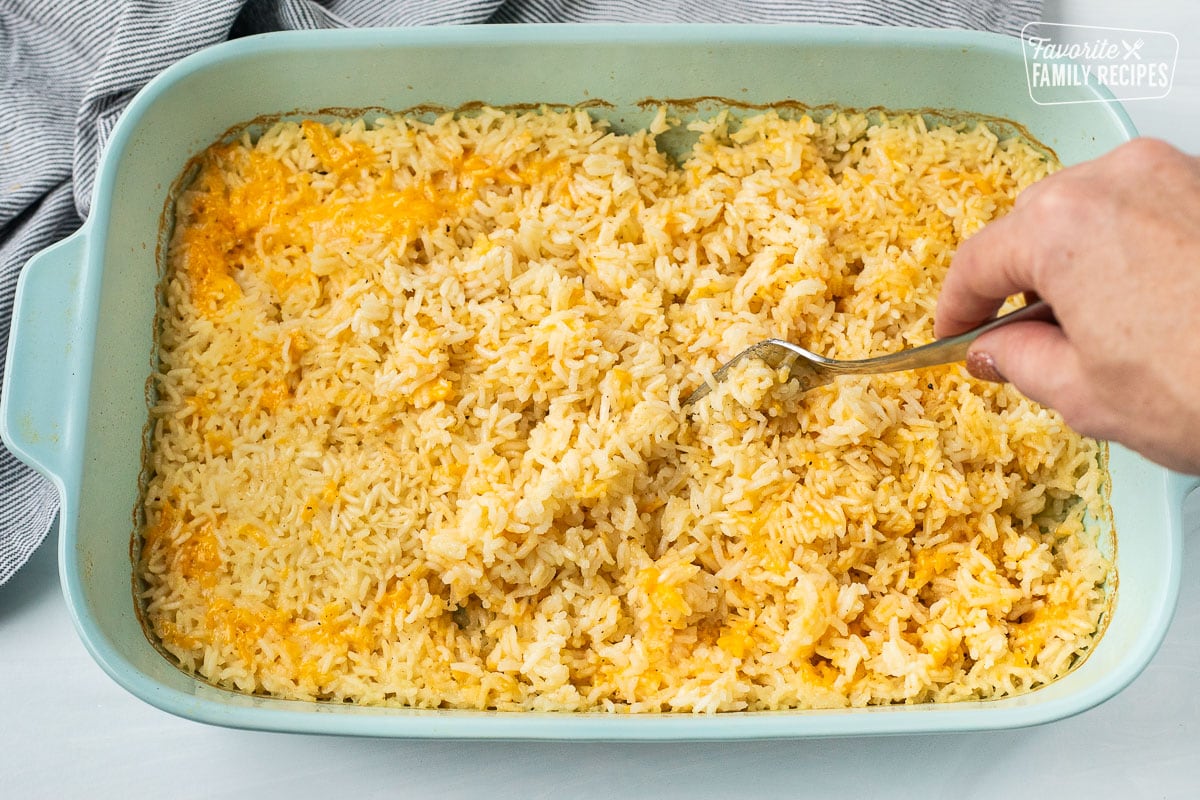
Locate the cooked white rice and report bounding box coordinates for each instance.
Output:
[140,106,1111,712]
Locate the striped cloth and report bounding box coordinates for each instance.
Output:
[0,0,1041,585]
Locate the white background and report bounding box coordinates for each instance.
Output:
[2,1,1197,797]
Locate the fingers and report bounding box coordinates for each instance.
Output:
[934,211,1041,339]
[937,138,1188,341]
[966,322,1108,438]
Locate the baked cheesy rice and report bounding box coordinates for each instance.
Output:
[139,107,1111,711]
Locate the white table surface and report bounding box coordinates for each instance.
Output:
[3,2,1198,797]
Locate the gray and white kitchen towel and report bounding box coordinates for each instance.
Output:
[0,0,1041,584]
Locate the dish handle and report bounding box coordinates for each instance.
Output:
[0,230,89,488]
[1168,471,1200,509]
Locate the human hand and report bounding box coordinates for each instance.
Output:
[934,138,1200,474]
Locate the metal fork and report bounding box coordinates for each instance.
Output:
[683,300,1053,406]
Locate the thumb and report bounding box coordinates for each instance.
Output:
[965,322,1089,420]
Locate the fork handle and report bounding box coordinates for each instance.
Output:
[831,300,1056,375]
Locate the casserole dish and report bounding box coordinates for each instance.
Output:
[2,24,1195,739]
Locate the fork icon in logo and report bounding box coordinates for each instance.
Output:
[1122,38,1145,60]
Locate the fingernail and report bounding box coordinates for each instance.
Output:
[966,350,1006,383]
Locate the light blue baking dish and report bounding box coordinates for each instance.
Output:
[2,24,1195,739]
